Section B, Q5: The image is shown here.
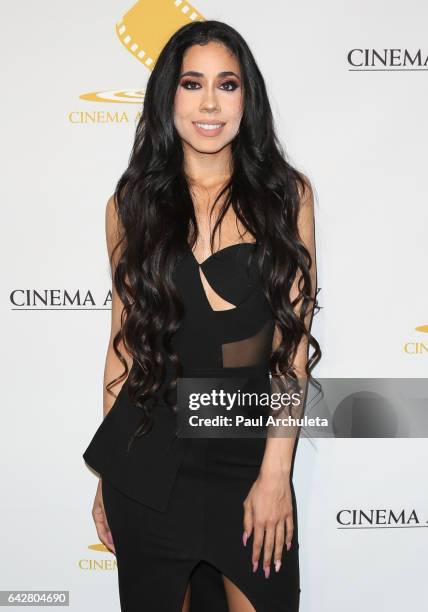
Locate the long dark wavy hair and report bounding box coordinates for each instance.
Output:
[106,20,322,450]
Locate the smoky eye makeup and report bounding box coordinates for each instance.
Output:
[219,79,240,91]
[180,79,200,90]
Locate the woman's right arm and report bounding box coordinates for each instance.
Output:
[103,193,133,418]
[92,194,133,555]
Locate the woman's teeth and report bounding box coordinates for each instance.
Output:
[195,123,223,130]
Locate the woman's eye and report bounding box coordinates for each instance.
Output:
[181,80,200,90]
[220,80,239,91]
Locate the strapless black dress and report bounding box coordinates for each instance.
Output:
[83,242,300,611]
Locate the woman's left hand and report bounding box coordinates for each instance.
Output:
[242,471,293,578]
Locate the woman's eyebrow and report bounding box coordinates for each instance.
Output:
[179,70,241,79]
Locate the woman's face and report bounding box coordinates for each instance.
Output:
[173,41,244,154]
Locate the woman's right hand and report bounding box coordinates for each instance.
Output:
[92,478,116,555]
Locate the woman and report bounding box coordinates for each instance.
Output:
[83,19,320,612]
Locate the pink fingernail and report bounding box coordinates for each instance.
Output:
[252,561,258,572]
[264,566,270,579]
[275,560,281,573]
[242,532,248,547]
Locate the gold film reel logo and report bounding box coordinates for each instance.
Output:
[80,0,205,104]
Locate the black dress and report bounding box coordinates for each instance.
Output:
[82,242,300,612]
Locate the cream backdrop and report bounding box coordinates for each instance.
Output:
[2,0,427,610]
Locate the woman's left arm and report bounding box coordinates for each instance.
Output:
[242,176,317,578]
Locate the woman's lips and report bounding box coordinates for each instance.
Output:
[192,121,226,137]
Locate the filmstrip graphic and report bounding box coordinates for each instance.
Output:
[80,0,205,103]
[116,0,205,68]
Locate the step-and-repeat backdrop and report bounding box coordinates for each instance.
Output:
[2,1,427,610]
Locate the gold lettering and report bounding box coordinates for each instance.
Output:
[67,111,130,124]
[78,558,118,570]
[404,342,428,354]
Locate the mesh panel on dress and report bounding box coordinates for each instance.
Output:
[221,320,272,368]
